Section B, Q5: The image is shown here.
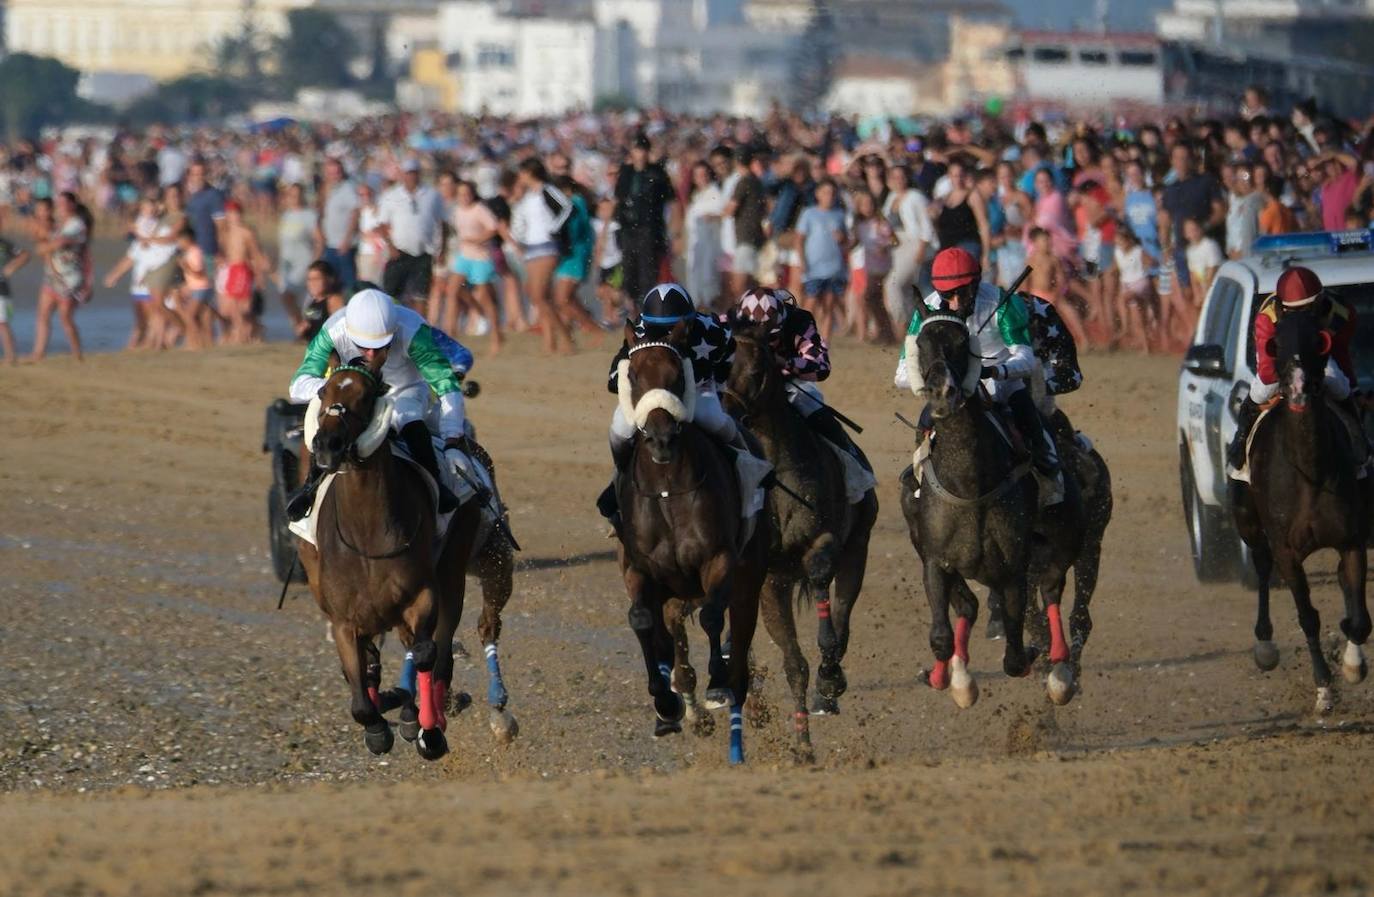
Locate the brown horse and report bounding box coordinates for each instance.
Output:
[722,323,877,762]
[1233,310,1370,713]
[297,359,482,760]
[613,321,769,764]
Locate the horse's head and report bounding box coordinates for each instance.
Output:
[912,315,982,418]
[313,356,390,472]
[1268,310,1333,415]
[619,319,696,465]
[723,318,781,419]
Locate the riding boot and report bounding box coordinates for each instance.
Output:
[400,421,459,514]
[807,407,873,472]
[918,404,935,440]
[286,467,323,522]
[1008,388,1063,505]
[1226,397,1262,476]
[596,438,635,523]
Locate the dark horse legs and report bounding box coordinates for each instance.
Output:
[625,569,684,736]
[701,553,735,710]
[402,585,450,761]
[923,565,979,707]
[1250,541,1281,671]
[1273,555,1336,710]
[333,621,394,755]
[1337,548,1371,685]
[756,572,813,761]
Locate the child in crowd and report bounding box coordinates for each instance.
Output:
[1026,226,1089,349]
[1110,226,1159,353]
[0,231,29,364]
[1183,217,1223,306]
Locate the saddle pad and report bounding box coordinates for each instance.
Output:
[287,472,339,546]
[735,449,773,552]
[820,438,877,504]
[1235,400,1370,484]
[1230,404,1276,485]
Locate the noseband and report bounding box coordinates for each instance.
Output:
[620,341,697,433]
[319,364,385,464]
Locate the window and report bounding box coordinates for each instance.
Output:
[476,44,515,68]
[1006,46,1025,61]
[1078,49,1110,65]
[1031,46,1070,63]
[1119,50,1158,67]
[1201,277,1241,373]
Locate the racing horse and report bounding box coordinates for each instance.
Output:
[722,323,877,762]
[1233,310,1371,713]
[612,320,769,764]
[298,358,483,760]
[898,314,1086,707]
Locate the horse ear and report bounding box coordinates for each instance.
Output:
[623,319,636,346]
[667,319,692,349]
[1264,338,1278,358]
[1319,330,1333,356]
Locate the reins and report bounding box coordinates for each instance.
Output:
[919,456,1033,507]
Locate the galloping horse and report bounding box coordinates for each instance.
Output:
[613,321,769,764]
[899,314,1086,707]
[723,323,877,761]
[1233,310,1371,713]
[298,358,483,760]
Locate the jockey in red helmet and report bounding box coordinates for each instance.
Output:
[1226,265,1358,475]
[895,247,1065,504]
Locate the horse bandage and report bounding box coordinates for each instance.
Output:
[617,355,698,429]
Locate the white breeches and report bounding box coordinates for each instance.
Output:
[784,380,824,418]
[394,382,467,439]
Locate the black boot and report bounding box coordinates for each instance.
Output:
[1008,389,1059,479]
[1227,397,1262,474]
[400,421,459,513]
[596,438,635,523]
[286,468,322,522]
[806,407,872,472]
[918,404,934,441]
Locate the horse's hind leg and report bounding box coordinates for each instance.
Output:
[1276,557,1335,713]
[663,597,712,737]
[1337,547,1370,685]
[332,621,393,756]
[701,552,735,710]
[819,502,876,713]
[476,540,518,741]
[626,569,682,737]
[1250,541,1280,671]
[1069,539,1102,673]
[1037,565,1076,706]
[758,571,812,762]
[1000,578,1035,681]
[725,566,762,766]
[404,586,450,760]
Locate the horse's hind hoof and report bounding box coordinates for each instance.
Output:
[1342,642,1368,684]
[986,618,1006,641]
[654,718,683,738]
[416,728,449,761]
[810,694,840,715]
[364,725,394,755]
[654,691,685,724]
[1314,687,1335,715]
[448,691,473,716]
[816,665,848,700]
[951,657,978,709]
[1253,640,1281,672]
[1047,662,1076,706]
[377,688,410,713]
[489,708,519,744]
[703,688,732,711]
[398,705,420,743]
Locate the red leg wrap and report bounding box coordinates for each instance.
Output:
[417,671,437,731]
[1047,604,1070,664]
[954,617,971,663]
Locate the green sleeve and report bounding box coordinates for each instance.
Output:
[410,324,461,397]
[896,302,924,362]
[292,326,336,381]
[997,290,1031,348]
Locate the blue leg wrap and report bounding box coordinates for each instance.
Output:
[398,652,417,696]
[484,643,508,709]
[729,703,745,765]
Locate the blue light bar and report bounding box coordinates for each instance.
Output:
[1252,228,1374,256]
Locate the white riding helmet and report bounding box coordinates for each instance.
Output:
[344,288,398,349]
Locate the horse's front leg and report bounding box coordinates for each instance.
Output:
[1037,567,1076,706]
[1000,577,1035,680]
[476,540,518,741]
[1251,540,1280,672]
[700,552,734,710]
[332,621,393,756]
[1337,547,1370,685]
[403,585,450,760]
[626,567,682,735]
[663,597,712,737]
[1275,554,1334,713]
[923,563,978,707]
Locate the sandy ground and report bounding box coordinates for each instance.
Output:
[2,336,1372,895]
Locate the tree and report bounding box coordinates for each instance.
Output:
[275,9,359,93]
[210,11,271,84]
[788,0,840,114]
[123,75,252,126]
[0,53,85,138]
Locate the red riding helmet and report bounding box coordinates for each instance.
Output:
[1275,266,1322,310]
[930,247,982,294]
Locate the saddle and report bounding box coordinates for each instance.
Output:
[782,404,877,505]
[910,404,1027,492]
[1234,398,1370,485]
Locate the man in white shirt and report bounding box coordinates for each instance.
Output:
[318,157,360,291]
[157,143,188,189]
[378,159,444,308]
[882,164,934,330]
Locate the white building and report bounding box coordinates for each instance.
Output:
[1006,31,1167,108]
[1158,0,1374,41]
[824,58,933,118]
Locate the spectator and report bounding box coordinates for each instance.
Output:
[724,147,768,299]
[684,160,725,311]
[614,133,675,305]
[318,157,360,292]
[378,159,444,310]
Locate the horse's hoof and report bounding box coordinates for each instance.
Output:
[489,708,519,744]
[810,694,840,715]
[487,680,509,710]
[1342,642,1368,684]
[816,665,848,700]
[1047,662,1076,706]
[364,725,394,756]
[986,618,1006,641]
[1253,640,1281,672]
[654,691,685,724]
[398,705,420,743]
[653,717,682,738]
[448,691,473,716]
[377,688,410,714]
[951,657,978,709]
[703,688,732,711]
[416,727,449,761]
[1314,687,1335,715]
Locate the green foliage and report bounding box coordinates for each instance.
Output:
[788,0,839,114]
[275,9,360,92]
[123,75,252,126]
[0,53,85,138]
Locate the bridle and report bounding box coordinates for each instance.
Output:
[319,364,381,466]
[627,340,687,436]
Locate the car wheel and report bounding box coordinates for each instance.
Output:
[268,485,302,584]
[1181,449,1233,583]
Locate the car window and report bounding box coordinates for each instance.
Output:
[1201,277,1241,370]
[1245,281,1374,385]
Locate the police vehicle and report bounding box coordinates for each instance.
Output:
[1178,229,1374,584]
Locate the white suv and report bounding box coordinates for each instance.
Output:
[1178,229,1374,584]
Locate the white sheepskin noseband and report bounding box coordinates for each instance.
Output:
[905,316,983,398]
[618,345,697,429]
[304,392,395,458]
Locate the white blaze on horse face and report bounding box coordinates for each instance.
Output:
[338,376,354,390]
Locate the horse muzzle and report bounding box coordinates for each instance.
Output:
[313,431,351,472]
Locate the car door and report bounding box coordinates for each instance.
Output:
[1183,274,1243,508]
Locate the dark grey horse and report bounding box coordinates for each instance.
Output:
[1233,310,1371,714]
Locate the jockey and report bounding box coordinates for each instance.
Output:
[894,246,1064,504]
[597,282,744,521]
[1227,265,1356,475]
[733,286,870,470]
[287,288,464,518]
